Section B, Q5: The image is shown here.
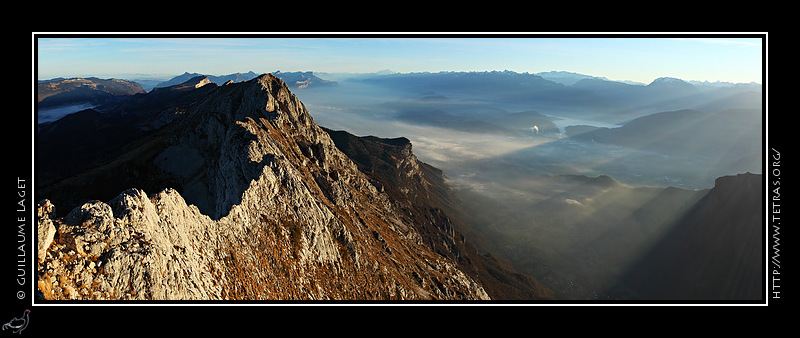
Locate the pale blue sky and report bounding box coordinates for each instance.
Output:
[35,34,765,84]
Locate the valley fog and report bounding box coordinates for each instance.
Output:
[36,71,762,300]
[299,76,762,191]
[38,103,97,123]
[295,74,763,300]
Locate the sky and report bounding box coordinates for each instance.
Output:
[34,33,765,84]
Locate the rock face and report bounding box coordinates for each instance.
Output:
[37,190,222,300]
[323,128,553,300]
[36,74,539,300]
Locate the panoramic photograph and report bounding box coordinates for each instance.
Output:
[27,34,765,308]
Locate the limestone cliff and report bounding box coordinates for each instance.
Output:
[36,74,510,300]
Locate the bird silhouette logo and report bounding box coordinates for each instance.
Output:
[2,309,29,334]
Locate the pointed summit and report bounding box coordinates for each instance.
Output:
[198,73,317,137]
[151,75,213,92]
[184,75,212,89]
[36,69,552,301]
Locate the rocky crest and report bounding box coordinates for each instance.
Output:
[36,74,548,301]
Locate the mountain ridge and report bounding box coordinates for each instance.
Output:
[38,69,761,127]
[37,77,146,109]
[36,73,552,301]
[152,71,336,90]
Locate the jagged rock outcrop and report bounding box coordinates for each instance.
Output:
[37,74,500,300]
[37,190,223,300]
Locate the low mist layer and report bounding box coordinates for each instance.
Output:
[294,71,763,300]
[37,70,764,301]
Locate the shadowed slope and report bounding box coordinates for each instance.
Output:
[605,173,763,300]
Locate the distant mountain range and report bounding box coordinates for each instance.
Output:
[37,77,146,109]
[33,69,764,302]
[536,70,760,87]
[37,69,763,136]
[39,69,760,107]
[534,71,641,86]
[349,70,762,132]
[151,71,336,91]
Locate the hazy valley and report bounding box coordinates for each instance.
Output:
[288,71,764,300]
[35,69,764,301]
